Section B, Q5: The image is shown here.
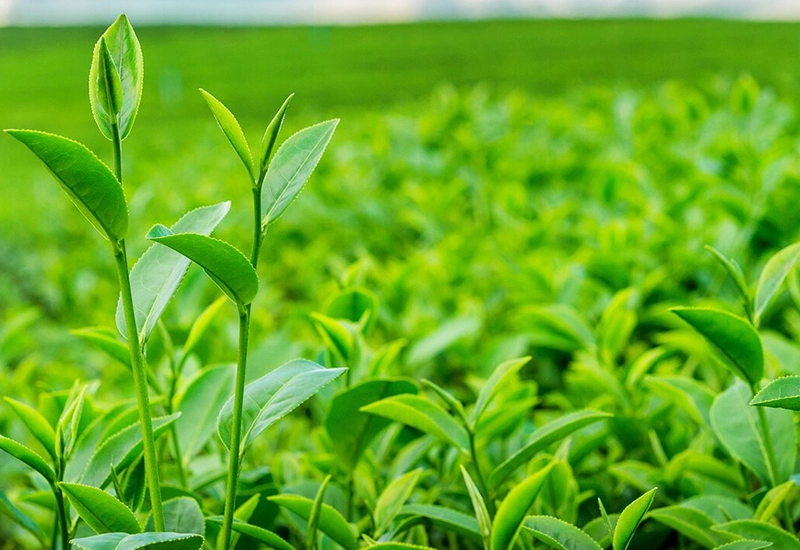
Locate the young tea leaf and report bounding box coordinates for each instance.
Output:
[0,435,56,484]
[398,504,482,541]
[89,14,144,140]
[217,359,345,455]
[523,516,603,550]
[461,465,492,550]
[750,376,800,411]
[671,307,763,386]
[72,532,203,550]
[269,494,358,550]
[4,397,56,462]
[5,130,127,241]
[705,245,751,317]
[613,487,657,550]
[755,242,800,325]
[146,227,258,307]
[471,356,530,429]
[713,520,800,550]
[117,201,230,343]
[259,93,293,178]
[0,487,44,544]
[148,497,204,535]
[375,469,423,537]
[59,482,140,534]
[206,517,293,550]
[200,89,255,180]
[491,464,553,550]
[176,365,235,464]
[261,119,339,227]
[94,38,124,120]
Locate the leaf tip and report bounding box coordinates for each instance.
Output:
[146,224,173,240]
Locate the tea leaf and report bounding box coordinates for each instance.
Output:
[217,359,345,454]
[261,119,339,227]
[491,464,553,550]
[471,356,530,429]
[751,376,800,411]
[489,410,611,488]
[180,297,227,364]
[755,242,800,324]
[269,494,358,550]
[5,130,127,241]
[71,533,127,550]
[146,227,258,307]
[398,504,482,540]
[60,482,140,534]
[307,476,330,550]
[148,497,204,535]
[72,532,203,550]
[671,307,763,386]
[705,245,751,314]
[711,543,773,550]
[117,201,230,343]
[205,517,293,550]
[93,38,123,119]
[176,365,235,463]
[89,14,144,140]
[324,378,418,469]
[4,397,56,462]
[613,487,657,550]
[375,469,423,537]
[523,515,603,550]
[647,506,724,548]
[309,312,354,363]
[754,481,797,523]
[361,394,470,453]
[0,435,56,484]
[200,89,255,179]
[711,383,795,486]
[325,287,378,333]
[259,93,293,177]
[713,520,800,550]
[0,487,44,543]
[72,327,131,368]
[461,465,492,550]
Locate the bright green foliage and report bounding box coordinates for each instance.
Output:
[259,94,293,176]
[491,465,552,550]
[461,466,493,550]
[4,397,57,461]
[755,242,800,324]
[751,376,800,411]
[146,226,258,307]
[59,482,140,534]
[200,89,256,179]
[205,518,293,550]
[269,494,358,550]
[398,504,482,540]
[217,359,345,454]
[175,365,235,463]
[374,469,423,537]
[612,488,657,550]
[5,130,127,241]
[0,435,56,484]
[72,532,203,550]
[152,498,204,535]
[671,307,764,386]
[713,520,800,550]
[523,516,603,550]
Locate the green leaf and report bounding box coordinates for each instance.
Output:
[648,505,727,548]
[324,378,417,470]
[645,375,714,428]
[375,469,423,537]
[714,520,800,550]
[176,365,235,464]
[205,517,293,550]
[751,376,800,411]
[671,307,763,386]
[755,243,800,324]
[218,359,345,454]
[398,504,482,540]
[461,465,492,550]
[310,312,354,363]
[5,130,127,241]
[489,410,611,488]
[361,394,470,454]
[471,356,530,429]
[89,14,144,140]
[200,89,255,179]
[308,476,330,550]
[146,227,258,307]
[72,532,203,550]
[148,497,204,536]
[93,37,123,119]
[117,201,230,343]
[706,245,751,315]
[261,119,339,227]
[711,383,795,486]
[491,465,553,550]
[259,93,293,177]
[613,488,657,550]
[180,297,227,364]
[72,327,131,368]
[4,397,56,462]
[269,494,358,550]
[754,481,797,522]
[325,287,378,333]
[711,543,773,550]
[0,435,56,484]
[523,516,603,550]
[59,482,139,534]
[0,487,44,543]
[80,413,180,488]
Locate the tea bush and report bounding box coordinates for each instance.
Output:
[2,14,800,550]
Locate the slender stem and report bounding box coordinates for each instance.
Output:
[111,122,123,183]
[754,397,795,532]
[114,246,165,531]
[468,430,496,517]
[345,473,354,522]
[53,486,69,550]
[220,310,251,550]
[250,187,264,269]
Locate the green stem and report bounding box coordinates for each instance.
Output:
[220,310,251,550]
[53,486,69,550]
[111,122,123,183]
[468,430,496,517]
[345,473,354,522]
[114,246,165,531]
[250,187,264,269]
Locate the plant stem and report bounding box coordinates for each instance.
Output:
[250,187,264,269]
[53,486,69,550]
[114,245,165,531]
[468,430,496,517]
[220,310,251,550]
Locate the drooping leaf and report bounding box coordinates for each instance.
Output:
[361,394,470,454]
[711,383,795,486]
[261,119,339,227]
[146,227,258,307]
[461,465,492,550]
[269,494,358,550]
[398,504,482,540]
[200,89,255,179]
[523,516,603,550]
[5,130,127,241]
[324,379,417,469]
[4,397,56,461]
[258,93,293,177]
[471,356,530,429]
[0,435,56,484]
[751,376,800,411]
[59,482,140,534]
[117,201,230,343]
[375,469,423,537]
[80,413,180,488]
[72,532,203,550]
[489,410,612,488]
[671,307,763,386]
[647,505,728,548]
[217,359,345,454]
[491,465,553,550]
[89,14,144,140]
[714,520,800,550]
[205,517,293,550]
[613,487,657,550]
[755,242,800,324]
[176,365,235,463]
